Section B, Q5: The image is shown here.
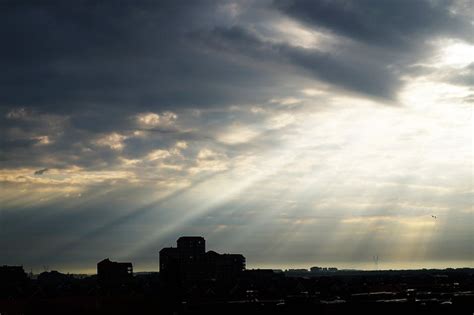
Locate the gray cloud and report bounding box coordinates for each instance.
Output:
[0,1,285,112]
[449,63,474,86]
[3,0,469,115]
[274,0,473,48]
[198,26,401,99]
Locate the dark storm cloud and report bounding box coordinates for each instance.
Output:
[0,0,471,170]
[272,0,474,96]
[0,0,285,112]
[2,0,469,115]
[202,26,401,99]
[274,0,473,48]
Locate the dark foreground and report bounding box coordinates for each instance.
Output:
[1,268,473,314]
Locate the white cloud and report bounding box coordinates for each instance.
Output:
[217,124,259,144]
[265,112,295,129]
[94,132,128,150]
[189,148,229,174]
[270,97,302,106]
[433,39,474,69]
[32,135,52,145]
[6,107,29,119]
[147,149,172,161]
[136,111,177,127]
[301,88,327,96]
[175,141,188,149]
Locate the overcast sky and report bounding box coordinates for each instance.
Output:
[1,0,473,273]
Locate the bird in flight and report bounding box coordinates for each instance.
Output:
[431,215,437,219]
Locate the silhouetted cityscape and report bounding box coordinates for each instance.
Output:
[1,236,473,314]
[160,236,245,286]
[3,0,473,313]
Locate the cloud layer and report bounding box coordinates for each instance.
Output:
[0,0,473,272]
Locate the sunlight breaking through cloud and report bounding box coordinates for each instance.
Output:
[0,0,472,272]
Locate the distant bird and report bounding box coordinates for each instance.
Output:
[34,168,49,175]
[431,215,437,219]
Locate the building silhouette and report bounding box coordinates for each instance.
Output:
[97,258,133,286]
[0,265,27,283]
[159,236,245,285]
[159,247,180,284]
[310,266,338,273]
[0,266,28,297]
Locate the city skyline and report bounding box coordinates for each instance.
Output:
[5,235,472,276]
[5,234,473,275]
[1,1,473,274]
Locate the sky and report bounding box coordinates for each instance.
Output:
[0,0,473,273]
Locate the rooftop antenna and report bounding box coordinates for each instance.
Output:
[373,255,379,271]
